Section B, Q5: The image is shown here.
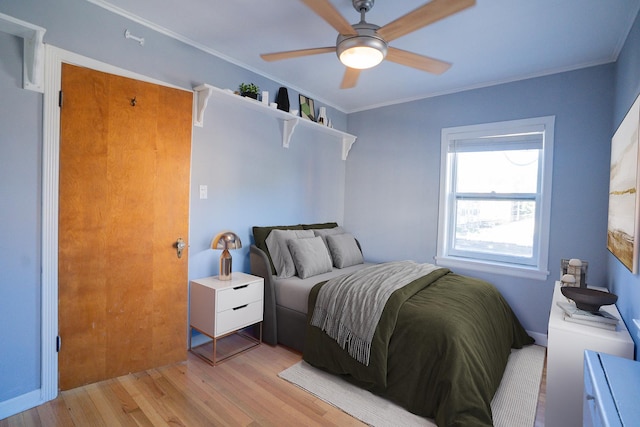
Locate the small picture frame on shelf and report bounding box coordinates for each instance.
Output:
[299,94,315,121]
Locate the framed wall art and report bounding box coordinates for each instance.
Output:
[607,93,640,273]
[299,94,315,121]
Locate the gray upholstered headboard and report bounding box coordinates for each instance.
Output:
[252,222,339,275]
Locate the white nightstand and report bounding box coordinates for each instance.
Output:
[189,272,264,365]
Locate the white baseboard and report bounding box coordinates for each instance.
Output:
[0,389,43,420]
[528,330,548,347]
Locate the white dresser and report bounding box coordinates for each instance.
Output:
[189,272,264,365]
[584,350,640,426]
[546,282,633,427]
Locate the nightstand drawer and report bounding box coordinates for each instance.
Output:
[216,281,263,312]
[216,300,263,336]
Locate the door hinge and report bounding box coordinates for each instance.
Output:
[56,335,61,352]
[58,90,63,108]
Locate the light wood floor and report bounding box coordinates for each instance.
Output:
[2,338,547,426]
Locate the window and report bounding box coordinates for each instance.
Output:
[436,116,555,280]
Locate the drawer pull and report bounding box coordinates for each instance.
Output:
[585,394,595,401]
[233,304,248,311]
[233,284,249,290]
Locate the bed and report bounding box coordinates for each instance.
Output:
[250,223,534,426]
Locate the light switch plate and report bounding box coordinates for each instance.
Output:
[199,184,208,199]
[634,319,640,340]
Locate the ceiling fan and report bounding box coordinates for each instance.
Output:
[260,0,476,89]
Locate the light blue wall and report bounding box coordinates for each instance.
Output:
[0,0,347,406]
[0,32,42,402]
[610,11,640,359]
[188,105,347,279]
[345,65,615,336]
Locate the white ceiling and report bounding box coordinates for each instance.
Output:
[90,0,640,113]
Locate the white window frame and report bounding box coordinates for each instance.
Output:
[435,116,555,280]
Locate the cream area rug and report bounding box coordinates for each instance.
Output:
[279,344,545,427]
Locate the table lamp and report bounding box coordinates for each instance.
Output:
[211,231,242,280]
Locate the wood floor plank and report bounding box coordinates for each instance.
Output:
[127,371,192,426]
[34,395,75,427]
[160,362,251,425]
[149,375,215,427]
[84,381,138,427]
[116,374,173,427]
[106,379,156,427]
[60,387,106,427]
[1,344,546,426]
[0,410,40,427]
[198,360,288,425]
[229,363,332,425]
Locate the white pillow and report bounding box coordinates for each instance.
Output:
[287,236,333,279]
[265,229,314,278]
[326,233,364,268]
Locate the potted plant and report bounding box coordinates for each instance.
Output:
[238,82,260,100]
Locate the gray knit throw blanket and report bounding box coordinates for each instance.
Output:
[309,261,440,366]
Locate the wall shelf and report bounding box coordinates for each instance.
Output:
[0,12,46,93]
[193,83,357,160]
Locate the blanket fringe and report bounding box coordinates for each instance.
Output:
[311,308,371,366]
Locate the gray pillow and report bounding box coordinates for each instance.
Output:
[313,226,345,247]
[287,236,333,279]
[326,233,364,268]
[265,229,315,278]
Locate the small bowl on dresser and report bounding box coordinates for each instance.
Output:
[560,287,618,312]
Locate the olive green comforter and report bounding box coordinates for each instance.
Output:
[303,266,533,427]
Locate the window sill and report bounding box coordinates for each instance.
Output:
[434,255,549,280]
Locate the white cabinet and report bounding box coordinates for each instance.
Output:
[546,282,633,427]
[583,351,640,426]
[189,272,264,365]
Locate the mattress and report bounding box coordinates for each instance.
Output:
[274,262,375,314]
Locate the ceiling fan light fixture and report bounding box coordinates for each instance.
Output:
[262,0,472,88]
[337,24,388,70]
[339,42,385,69]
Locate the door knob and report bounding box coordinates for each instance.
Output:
[175,238,186,258]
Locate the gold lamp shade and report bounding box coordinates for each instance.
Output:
[211,231,242,280]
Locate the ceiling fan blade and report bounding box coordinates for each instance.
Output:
[301,0,357,36]
[261,47,335,62]
[377,0,475,42]
[340,67,361,89]
[386,47,451,74]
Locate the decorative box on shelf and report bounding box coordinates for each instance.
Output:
[560,258,588,287]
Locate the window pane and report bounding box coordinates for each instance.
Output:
[456,149,539,193]
[454,199,535,258]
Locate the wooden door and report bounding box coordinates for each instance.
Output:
[58,63,193,390]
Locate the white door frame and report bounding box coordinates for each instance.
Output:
[40,45,190,404]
